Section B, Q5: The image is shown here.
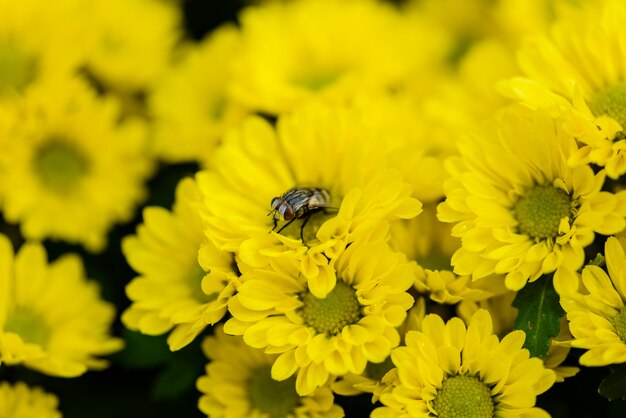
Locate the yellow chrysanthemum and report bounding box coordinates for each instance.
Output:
[230,0,426,114]
[351,94,451,205]
[422,39,518,150]
[556,236,626,366]
[122,177,240,351]
[438,106,626,291]
[392,204,508,304]
[196,104,421,297]
[0,382,61,418]
[409,0,557,57]
[504,0,626,179]
[149,24,249,163]
[0,234,123,377]
[0,78,151,251]
[197,325,344,418]
[372,310,556,418]
[457,292,579,382]
[76,0,182,92]
[224,240,415,396]
[0,0,79,101]
[330,299,428,402]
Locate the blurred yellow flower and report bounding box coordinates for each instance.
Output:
[0,0,79,99]
[76,0,182,92]
[0,382,61,418]
[149,24,249,164]
[197,325,344,418]
[230,0,425,114]
[122,178,239,351]
[0,78,151,251]
[0,234,122,377]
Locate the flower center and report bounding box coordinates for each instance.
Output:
[4,308,50,346]
[513,185,572,241]
[293,71,339,91]
[210,96,227,121]
[0,42,38,94]
[247,365,300,418]
[432,375,494,418]
[418,251,452,271]
[33,140,89,193]
[589,83,626,128]
[299,281,362,336]
[611,306,626,343]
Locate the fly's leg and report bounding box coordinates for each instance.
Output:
[299,214,313,243]
[276,217,297,234]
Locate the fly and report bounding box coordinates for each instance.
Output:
[268,187,331,241]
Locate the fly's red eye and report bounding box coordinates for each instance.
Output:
[282,205,294,221]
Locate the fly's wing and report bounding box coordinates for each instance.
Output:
[283,188,317,215]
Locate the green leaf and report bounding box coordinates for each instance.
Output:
[512,275,564,360]
[111,330,171,369]
[599,364,626,400]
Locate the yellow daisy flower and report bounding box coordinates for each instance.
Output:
[557,236,626,366]
[330,299,428,402]
[149,24,249,164]
[458,292,579,382]
[505,0,626,178]
[393,204,508,304]
[76,0,182,92]
[197,325,344,418]
[410,0,556,56]
[0,234,123,377]
[0,0,78,99]
[230,0,423,114]
[351,93,452,205]
[438,106,626,291]
[0,382,61,418]
[0,78,151,251]
[224,240,415,396]
[122,177,239,351]
[372,309,556,418]
[196,104,421,297]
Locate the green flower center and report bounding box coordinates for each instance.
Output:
[210,96,226,121]
[4,308,50,346]
[611,306,626,343]
[589,83,626,128]
[33,140,89,193]
[0,42,38,94]
[293,71,339,91]
[418,251,452,271]
[513,185,572,241]
[299,281,362,336]
[247,365,301,418]
[432,375,495,418]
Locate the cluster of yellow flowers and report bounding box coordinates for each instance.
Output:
[3,0,626,416]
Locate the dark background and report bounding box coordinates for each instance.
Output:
[1,0,626,416]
